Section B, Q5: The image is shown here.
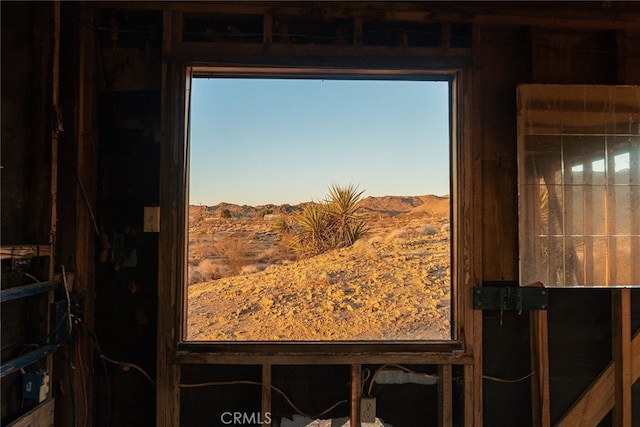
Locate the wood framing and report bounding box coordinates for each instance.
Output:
[157,10,183,426]
[557,328,640,426]
[612,289,632,427]
[438,364,453,427]
[530,310,551,427]
[154,3,481,423]
[261,364,272,427]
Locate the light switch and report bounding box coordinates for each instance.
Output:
[144,206,160,232]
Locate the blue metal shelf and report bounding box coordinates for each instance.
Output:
[0,281,59,303]
[0,345,58,378]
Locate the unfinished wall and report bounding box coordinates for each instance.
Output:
[2,2,640,427]
[1,2,55,424]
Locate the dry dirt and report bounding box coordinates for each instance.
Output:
[186,195,451,341]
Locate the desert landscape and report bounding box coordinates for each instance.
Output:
[186,192,451,341]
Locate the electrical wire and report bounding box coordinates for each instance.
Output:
[367,364,437,396]
[22,272,40,283]
[76,331,89,427]
[179,380,347,419]
[84,327,111,427]
[99,355,156,385]
[67,339,77,427]
[482,371,535,384]
[360,368,371,396]
[60,266,74,337]
[72,167,101,236]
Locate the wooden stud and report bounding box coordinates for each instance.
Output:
[351,364,362,427]
[262,364,272,427]
[263,14,273,45]
[438,364,453,427]
[353,17,363,46]
[75,4,99,425]
[441,22,452,50]
[47,0,61,409]
[612,288,632,427]
[468,26,484,425]
[529,309,551,427]
[157,10,182,427]
[172,10,183,43]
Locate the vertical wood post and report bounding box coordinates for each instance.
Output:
[530,310,551,427]
[438,364,453,427]
[351,364,361,427]
[262,364,272,427]
[263,14,273,45]
[75,3,98,424]
[612,288,632,427]
[157,10,182,427]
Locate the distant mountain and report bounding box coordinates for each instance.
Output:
[359,194,450,216]
[191,194,450,218]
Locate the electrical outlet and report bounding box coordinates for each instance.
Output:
[360,396,376,423]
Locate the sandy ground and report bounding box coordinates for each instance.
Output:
[186,197,451,341]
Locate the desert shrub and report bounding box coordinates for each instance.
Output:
[255,208,273,220]
[188,259,223,284]
[367,235,384,246]
[240,264,263,275]
[353,239,377,259]
[271,215,295,235]
[188,265,204,285]
[384,228,410,245]
[418,224,438,236]
[214,236,248,275]
[219,208,232,219]
[288,183,369,257]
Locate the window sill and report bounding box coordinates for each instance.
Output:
[174,341,470,365]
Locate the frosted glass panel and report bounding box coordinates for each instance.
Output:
[518,85,640,287]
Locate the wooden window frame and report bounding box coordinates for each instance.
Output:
[161,64,472,362]
[156,10,481,426]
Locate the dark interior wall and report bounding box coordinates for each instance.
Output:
[0,1,52,245]
[478,25,640,427]
[90,11,162,427]
[474,24,534,426]
[2,3,640,427]
[78,5,640,427]
[0,2,54,424]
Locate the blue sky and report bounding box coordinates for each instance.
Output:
[189,77,450,206]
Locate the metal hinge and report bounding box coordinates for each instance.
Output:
[473,286,548,310]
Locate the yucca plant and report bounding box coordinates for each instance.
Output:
[288,183,369,257]
[324,183,369,248]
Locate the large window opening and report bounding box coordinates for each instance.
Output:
[186,72,452,342]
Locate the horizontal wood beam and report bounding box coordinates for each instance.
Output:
[474,13,640,31]
[0,244,52,260]
[89,1,640,31]
[174,351,473,365]
[167,42,471,70]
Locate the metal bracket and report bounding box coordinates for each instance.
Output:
[473,287,548,310]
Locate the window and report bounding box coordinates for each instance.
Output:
[182,68,455,345]
[517,84,640,287]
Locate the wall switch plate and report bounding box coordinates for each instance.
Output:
[360,397,376,423]
[143,206,160,232]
